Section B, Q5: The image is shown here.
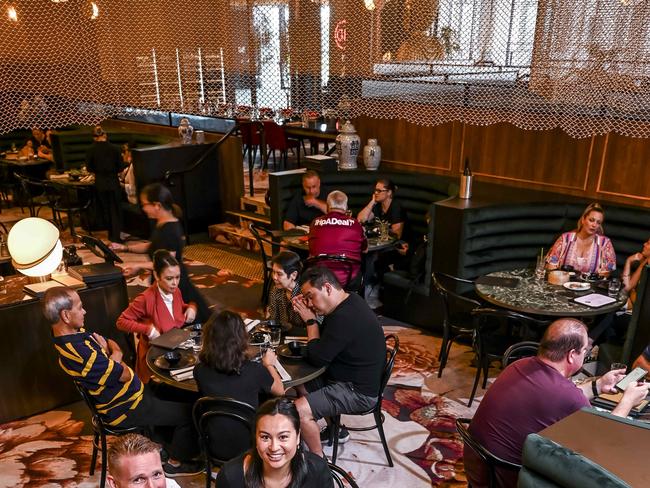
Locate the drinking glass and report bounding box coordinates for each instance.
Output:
[534,255,545,281]
[269,327,282,348]
[608,278,621,298]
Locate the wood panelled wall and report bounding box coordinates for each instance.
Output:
[354,117,650,208]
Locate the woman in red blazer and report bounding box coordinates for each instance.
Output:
[117,249,197,382]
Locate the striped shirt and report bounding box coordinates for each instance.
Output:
[52,331,144,426]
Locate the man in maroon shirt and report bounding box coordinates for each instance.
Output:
[308,190,367,289]
[465,318,649,487]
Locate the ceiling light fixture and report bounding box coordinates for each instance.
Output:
[90,1,99,19]
[364,0,376,10]
[7,5,17,22]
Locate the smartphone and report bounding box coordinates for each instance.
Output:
[615,366,648,392]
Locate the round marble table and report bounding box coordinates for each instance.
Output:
[475,267,627,317]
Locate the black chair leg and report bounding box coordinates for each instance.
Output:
[99,430,108,488]
[438,324,450,377]
[468,356,482,407]
[331,416,341,464]
[89,431,99,475]
[205,458,212,488]
[374,409,393,467]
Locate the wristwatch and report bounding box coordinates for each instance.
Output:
[305,319,318,326]
[592,379,599,397]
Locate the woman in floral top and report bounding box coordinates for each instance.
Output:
[545,202,616,276]
[267,251,306,332]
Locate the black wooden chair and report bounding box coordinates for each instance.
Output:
[456,417,521,488]
[305,253,363,293]
[193,396,256,488]
[249,222,277,306]
[432,272,481,379]
[329,461,360,488]
[74,382,142,488]
[469,308,549,406]
[328,334,399,466]
[502,341,540,368]
[13,172,49,217]
[44,181,93,238]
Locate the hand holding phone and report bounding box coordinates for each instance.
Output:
[615,366,648,392]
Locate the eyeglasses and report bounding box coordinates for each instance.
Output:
[373,188,388,194]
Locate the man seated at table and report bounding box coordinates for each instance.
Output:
[43,286,201,477]
[291,266,386,456]
[283,170,329,230]
[107,433,180,488]
[308,190,367,289]
[465,318,649,487]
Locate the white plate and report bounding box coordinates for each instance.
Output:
[563,281,591,291]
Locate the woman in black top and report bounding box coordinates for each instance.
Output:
[267,251,307,333]
[109,183,210,320]
[216,397,331,488]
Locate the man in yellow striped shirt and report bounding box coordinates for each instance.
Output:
[44,287,201,478]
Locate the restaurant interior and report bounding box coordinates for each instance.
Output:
[1,0,650,487]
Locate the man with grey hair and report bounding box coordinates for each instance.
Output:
[308,190,367,288]
[465,318,649,487]
[44,287,201,477]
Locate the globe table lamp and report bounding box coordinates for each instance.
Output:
[8,217,63,283]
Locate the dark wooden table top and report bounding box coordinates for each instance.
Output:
[475,267,627,317]
[0,155,51,167]
[275,228,396,253]
[147,340,326,392]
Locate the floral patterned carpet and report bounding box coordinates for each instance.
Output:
[0,243,480,488]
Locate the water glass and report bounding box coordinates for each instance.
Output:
[608,278,621,298]
[534,255,545,281]
[270,328,282,348]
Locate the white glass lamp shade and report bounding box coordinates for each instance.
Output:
[8,218,63,277]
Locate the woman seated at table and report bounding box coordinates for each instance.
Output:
[194,309,284,406]
[116,249,197,382]
[357,177,407,239]
[267,251,309,333]
[215,397,331,488]
[109,182,210,321]
[545,202,616,277]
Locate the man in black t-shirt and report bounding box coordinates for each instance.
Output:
[283,170,329,230]
[292,266,386,457]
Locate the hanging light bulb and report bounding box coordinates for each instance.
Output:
[90,1,99,19]
[7,5,18,22]
[364,0,376,10]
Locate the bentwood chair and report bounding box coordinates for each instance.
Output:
[249,222,277,306]
[44,181,93,238]
[328,334,399,466]
[329,461,360,488]
[432,272,481,379]
[193,396,256,488]
[263,121,300,171]
[74,382,143,488]
[304,254,363,293]
[13,172,49,217]
[502,341,540,368]
[468,308,549,407]
[456,418,521,488]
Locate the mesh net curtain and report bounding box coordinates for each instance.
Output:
[1,0,650,138]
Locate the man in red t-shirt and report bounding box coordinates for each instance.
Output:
[308,190,367,288]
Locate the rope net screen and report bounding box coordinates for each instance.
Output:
[1,0,650,138]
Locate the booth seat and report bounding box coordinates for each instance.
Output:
[519,433,630,488]
[268,168,458,331]
[50,128,171,171]
[434,200,650,280]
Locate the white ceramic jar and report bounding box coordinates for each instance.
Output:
[335,120,361,170]
[363,138,381,171]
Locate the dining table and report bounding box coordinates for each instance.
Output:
[146,331,326,392]
[281,120,339,143]
[272,228,397,253]
[1,153,51,179]
[474,267,627,317]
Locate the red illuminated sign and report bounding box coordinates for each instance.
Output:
[334,20,347,51]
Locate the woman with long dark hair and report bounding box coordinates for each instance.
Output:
[215,397,331,488]
[109,182,210,320]
[116,249,196,382]
[194,310,284,405]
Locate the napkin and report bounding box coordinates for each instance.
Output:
[274,359,292,382]
[170,365,195,382]
[244,318,260,332]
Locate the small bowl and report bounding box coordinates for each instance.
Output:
[164,351,182,366]
[287,341,306,357]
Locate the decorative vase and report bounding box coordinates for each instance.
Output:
[178,117,194,145]
[195,130,205,144]
[363,138,381,171]
[335,120,361,170]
